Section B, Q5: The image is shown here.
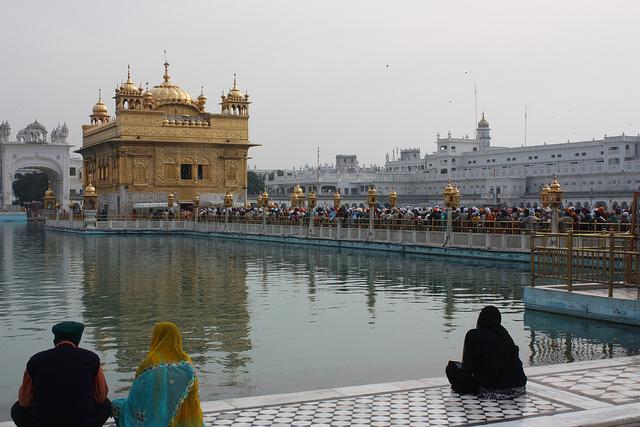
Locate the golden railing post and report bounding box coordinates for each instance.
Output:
[566,230,573,292]
[608,231,615,298]
[530,232,536,287]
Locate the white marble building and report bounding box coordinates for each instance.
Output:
[0,120,72,208]
[68,157,84,202]
[261,114,640,208]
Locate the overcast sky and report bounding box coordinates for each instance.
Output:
[1,1,638,169]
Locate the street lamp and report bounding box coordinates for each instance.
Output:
[308,190,317,234]
[193,193,200,223]
[367,186,377,237]
[548,176,563,233]
[261,190,269,227]
[389,188,398,209]
[82,182,98,229]
[452,185,461,209]
[224,189,234,228]
[308,190,317,209]
[540,181,550,209]
[43,181,56,213]
[333,191,341,210]
[443,179,458,239]
[291,184,304,208]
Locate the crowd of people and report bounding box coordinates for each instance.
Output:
[143,203,635,233]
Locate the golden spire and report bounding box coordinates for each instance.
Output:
[126,64,132,83]
[92,89,108,115]
[233,73,237,89]
[163,61,170,83]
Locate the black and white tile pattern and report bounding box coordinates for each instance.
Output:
[204,385,573,426]
[533,363,640,404]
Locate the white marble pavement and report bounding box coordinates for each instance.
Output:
[2,356,640,426]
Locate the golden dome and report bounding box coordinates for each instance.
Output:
[293,184,304,195]
[84,182,96,196]
[118,65,140,95]
[149,62,195,106]
[550,176,561,191]
[226,74,246,101]
[443,179,454,194]
[92,90,108,115]
[44,182,54,198]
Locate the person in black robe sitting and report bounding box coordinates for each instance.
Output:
[446,305,527,399]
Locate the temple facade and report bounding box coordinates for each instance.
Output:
[78,62,258,214]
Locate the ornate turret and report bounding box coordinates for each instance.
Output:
[43,181,56,210]
[117,65,140,95]
[0,121,11,142]
[143,83,154,109]
[115,65,144,111]
[477,112,491,150]
[90,89,110,126]
[16,120,47,143]
[220,73,250,116]
[197,87,207,112]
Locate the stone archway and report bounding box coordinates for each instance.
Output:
[6,158,67,208]
[0,121,71,208]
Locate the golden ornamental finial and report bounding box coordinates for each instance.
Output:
[126,64,132,83]
[233,73,237,89]
[163,61,170,83]
[98,88,102,102]
[201,86,204,95]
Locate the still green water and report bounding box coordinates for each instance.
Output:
[1,223,640,419]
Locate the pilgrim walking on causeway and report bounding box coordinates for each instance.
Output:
[11,321,112,427]
[446,305,527,399]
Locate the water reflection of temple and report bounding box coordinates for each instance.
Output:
[78,234,252,392]
[21,229,640,401]
[249,243,528,325]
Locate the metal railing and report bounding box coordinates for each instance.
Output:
[530,231,640,298]
[46,212,636,235]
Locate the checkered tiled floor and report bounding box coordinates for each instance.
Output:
[203,385,573,426]
[533,363,640,404]
[9,359,639,427]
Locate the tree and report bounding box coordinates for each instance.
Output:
[247,171,265,195]
[12,172,50,205]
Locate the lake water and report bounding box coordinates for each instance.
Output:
[1,222,640,419]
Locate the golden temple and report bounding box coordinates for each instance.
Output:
[78,62,258,214]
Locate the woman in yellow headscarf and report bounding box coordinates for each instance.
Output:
[113,322,204,427]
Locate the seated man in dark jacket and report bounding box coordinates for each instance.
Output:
[446,306,527,399]
[11,321,111,427]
